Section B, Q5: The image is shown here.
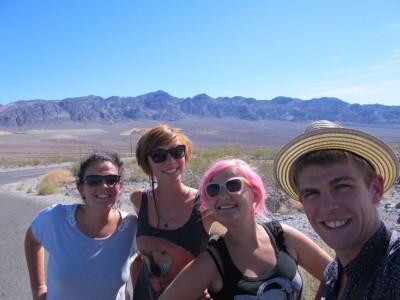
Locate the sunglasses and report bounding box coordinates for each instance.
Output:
[149,145,186,163]
[84,174,121,187]
[205,177,251,198]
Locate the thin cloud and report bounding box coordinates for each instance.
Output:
[290,79,400,105]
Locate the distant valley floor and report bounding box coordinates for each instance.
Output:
[1,118,399,161]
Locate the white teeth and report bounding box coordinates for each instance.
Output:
[324,220,347,228]
[97,195,110,198]
[218,205,236,210]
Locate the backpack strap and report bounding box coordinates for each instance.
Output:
[353,228,391,300]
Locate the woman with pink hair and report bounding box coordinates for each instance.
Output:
[159,157,331,300]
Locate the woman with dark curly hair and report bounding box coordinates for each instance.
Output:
[25,151,137,300]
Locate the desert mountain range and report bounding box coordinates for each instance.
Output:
[1,90,399,129]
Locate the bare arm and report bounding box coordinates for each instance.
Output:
[282,225,331,300]
[130,189,143,215]
[281,224,332,280]
[24,227,47,300]
[158,250,219,300]
[130,253,142,292]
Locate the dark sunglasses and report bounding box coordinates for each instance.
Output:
[149,145,186,163]
[205,177,250,198]
[84,174,121,187]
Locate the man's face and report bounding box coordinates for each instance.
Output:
[297,158,383,263]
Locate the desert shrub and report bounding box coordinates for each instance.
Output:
[36,168,75,195]
[17,182,29,192]
[0,155,79,169]
[36,181,60,195]
[128,162,149,183]
[69,161,80,177]
[42,169,75,187]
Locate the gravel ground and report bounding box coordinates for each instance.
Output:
[1,170,399,249]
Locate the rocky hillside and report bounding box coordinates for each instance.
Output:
[1,90,400,128]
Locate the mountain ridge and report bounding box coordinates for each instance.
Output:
[1,90,399,128]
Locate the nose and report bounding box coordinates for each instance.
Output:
[218,186,231,198]
[164,152,176,162]
[319,191,339,212]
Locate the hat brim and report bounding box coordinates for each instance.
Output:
[273,127,399,201]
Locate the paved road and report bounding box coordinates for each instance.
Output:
[0,166,66,299]
[0,165,69,185]
[0,192,48,299]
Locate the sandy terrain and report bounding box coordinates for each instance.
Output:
[1,118,399,161]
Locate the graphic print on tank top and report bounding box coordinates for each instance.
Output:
[137,235,194,297]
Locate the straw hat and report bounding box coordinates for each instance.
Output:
[273,120,399,200]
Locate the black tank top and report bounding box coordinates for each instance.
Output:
[207,220,303,300]
[133,192,210,300]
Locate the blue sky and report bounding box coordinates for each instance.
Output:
[1,1,399,106]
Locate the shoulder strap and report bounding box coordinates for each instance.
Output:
[263,220,287,251]
[137,191,148,218]
[354,228,391,300]
[206,246,225,279]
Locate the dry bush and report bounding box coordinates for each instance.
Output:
[128,162,149,183]
[36,181,60,195]
[42,169,75,187]
[36,169,75,195]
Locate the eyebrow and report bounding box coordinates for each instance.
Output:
[299,175,356,194]
[330,175,356,185]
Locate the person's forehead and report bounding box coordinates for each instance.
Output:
[85,160,117,173]
[298,160,360,182]
[154,142,179,149]
[212,169,240,181]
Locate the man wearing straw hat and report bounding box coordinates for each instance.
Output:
[273,120,400,299]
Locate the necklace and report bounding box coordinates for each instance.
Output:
[160,186,190,228]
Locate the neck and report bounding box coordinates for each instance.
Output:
[77,205,120,238]
[224,218,259,246]
[153,183,189,205]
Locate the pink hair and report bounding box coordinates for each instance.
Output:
[199,157,266,214]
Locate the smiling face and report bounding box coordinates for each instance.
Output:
[148,143,186,183]
[207,169,255,226]
[77,160,122,211]
[298,157,383,263]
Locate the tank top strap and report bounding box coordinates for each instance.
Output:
[261,220,287,252]
[209,237,237,279]
[137,191,150,222]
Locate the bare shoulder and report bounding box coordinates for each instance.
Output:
[280,223,313,251]
[281,223,311,238]
[130,188,145,214]
[281,223,302,235]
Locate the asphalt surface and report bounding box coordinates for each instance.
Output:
[0,165,67,186]
[0,167,57,299]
